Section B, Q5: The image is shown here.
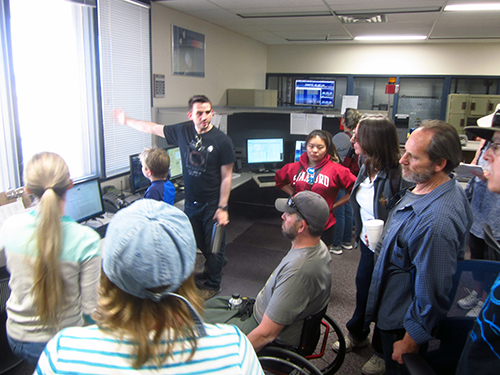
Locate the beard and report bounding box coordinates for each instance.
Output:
[282,222,299,241]
[402,165,435,184]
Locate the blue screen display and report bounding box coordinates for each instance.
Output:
[294,79,335,107]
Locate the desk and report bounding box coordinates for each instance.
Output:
[174,171,277,210]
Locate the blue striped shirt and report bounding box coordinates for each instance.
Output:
[36,323,264,374]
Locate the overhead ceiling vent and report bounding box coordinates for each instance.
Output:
[337,14,387,23]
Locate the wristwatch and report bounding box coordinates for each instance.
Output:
[218,205,228,211]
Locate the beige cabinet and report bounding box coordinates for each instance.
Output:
[446,94,500,134]
[227,89,278,107]
[469,95,490,116]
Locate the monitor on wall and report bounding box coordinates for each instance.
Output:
[294,79,335,107]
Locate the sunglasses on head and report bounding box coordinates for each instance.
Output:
[287,196,308,226]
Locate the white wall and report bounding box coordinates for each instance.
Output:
[151,3,267,108]
[267,42,500,76]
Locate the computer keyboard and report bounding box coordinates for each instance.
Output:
[257,175,275,183]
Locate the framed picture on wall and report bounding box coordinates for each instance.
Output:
[172,25,205,77]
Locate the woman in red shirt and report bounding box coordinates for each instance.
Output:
[275,129,356,249]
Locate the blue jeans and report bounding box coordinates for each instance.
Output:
[184,200,226,290]
[8,335,47,366]
[332,189,353,246]
[346,241,383,355]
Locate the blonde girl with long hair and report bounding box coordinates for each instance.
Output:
[0,152,101,365]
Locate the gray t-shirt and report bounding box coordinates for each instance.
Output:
[333,131,352,163]
[253,241,332,347]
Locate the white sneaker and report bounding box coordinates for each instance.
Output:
[458,290,480,309]
[329,245,343,255]
[362,354,386,375]
[342,242,353,250]
[332,334,369,353]
[465,300,484,318]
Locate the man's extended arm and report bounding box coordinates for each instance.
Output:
[112,109,165,138]
[214,163,233,225]
[247,313,285,352]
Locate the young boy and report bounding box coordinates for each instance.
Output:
[139,147,175,205]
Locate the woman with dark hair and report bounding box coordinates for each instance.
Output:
[275,129,356,249]
[332,114,409,375]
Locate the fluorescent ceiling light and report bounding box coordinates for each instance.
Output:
[237,11,332,18]
[444,3,500,11]
[355,35,427,41]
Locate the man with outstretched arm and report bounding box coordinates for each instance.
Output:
[113,95,234,299]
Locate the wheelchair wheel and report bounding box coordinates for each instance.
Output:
[306,314,345,375]
[259,346,322,375]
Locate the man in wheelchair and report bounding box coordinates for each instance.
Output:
[205,191,332,352]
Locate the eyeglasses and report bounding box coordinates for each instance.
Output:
[486,141,500,155]
[287,196,309,226]
[351,133,358,143]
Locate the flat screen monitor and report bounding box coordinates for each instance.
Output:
[129,153,151,194]
[247,138,284,171]
[294,79,335,107]
[64,178,105,223]
[166,146,183,180]
[294,140,306,162]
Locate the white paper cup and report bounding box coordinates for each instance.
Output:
[365,219,384,249]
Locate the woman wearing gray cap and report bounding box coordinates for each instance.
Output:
[35,199,263,374]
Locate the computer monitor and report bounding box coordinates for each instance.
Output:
[129,153,151,194]
[64,178,105,223]
[294,79,335,107]
[247,138,284,171]
[166,146,183,180]
[294,140,306,162]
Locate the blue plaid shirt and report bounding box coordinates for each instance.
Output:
[366,178,473,345]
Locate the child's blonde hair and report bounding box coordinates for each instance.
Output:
[139,147,170,179]
[25,152,71,327]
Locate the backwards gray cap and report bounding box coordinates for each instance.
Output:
[103,199,196,301]
[275,190,329,231]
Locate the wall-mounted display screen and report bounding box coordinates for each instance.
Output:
[294,79,335,107]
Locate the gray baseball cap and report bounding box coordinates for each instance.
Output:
[275,190,329,231]
[103,199,196,302]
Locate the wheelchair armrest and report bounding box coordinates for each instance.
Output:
[402,353,436,375]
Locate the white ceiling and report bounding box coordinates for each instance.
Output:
[154,0,500,45]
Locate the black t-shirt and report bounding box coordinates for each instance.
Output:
[163,121,235,202]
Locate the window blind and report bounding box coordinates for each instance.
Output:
[98,0,152,177]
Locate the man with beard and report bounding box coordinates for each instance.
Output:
[204,191,332,352]
[364,120,473,375]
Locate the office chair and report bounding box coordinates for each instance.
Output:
[0,267,23,374]
[403,259,500,375]
[258,307,346,375]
